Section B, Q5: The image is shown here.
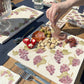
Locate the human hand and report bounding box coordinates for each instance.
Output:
[46,1,71,26]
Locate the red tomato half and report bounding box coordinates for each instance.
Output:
[23,38,30,44]
[31,38,37,45]
[27,42,34,49]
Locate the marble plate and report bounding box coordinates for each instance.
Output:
[0,5,43,44]
[0,66,20,84]
[8,23,84,84]
[63,7,84,28]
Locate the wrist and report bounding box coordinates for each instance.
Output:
[66,0,79,6]
[58,1,72,9]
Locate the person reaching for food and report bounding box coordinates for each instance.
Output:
[46,0,84,39]
[46,0,84,26]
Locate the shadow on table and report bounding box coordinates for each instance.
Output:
[0,17,44,43]
[62,23,84,37]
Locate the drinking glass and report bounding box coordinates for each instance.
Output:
[33,0,44,9]
[61,0,66,2]
[0,0,11,34]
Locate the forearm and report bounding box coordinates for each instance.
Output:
[46,0,84,26]
[66,0,84,6]
[58,0,84,11]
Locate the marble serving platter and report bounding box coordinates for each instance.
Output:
[0,5,43,44]
[62,7,84,28]
[8,23,84,84]
[0,66,20,84]
[46,19,66,28]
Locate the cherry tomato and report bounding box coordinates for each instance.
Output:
[27,42,34,49]
[23,38,30,44]
[31,38,37,45]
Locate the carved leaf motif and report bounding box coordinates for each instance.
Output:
[62,42,66,47]
[19,23,24,27]
[0,71,4,75]
[8,77,14,81]
[12,51,18,56]
[10,29,14,32]
[79,41,84,45]
[62,49,71,55]
[50,49,55,54]
[7,70,11,75]
[34,48,38,52]
[68,57,74,65]
[37,58,47,67]
[57,72,69,79]
[5,75,8,77]
[24,46,29,50]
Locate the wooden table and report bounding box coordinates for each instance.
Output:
[11,0,24,4]
[3,0,84,84]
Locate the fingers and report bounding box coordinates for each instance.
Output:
[53,13,59,26]
[51,10,58,26]
[49,7,53,22]
[46,3,59,26]
[46,7,53,22]
[46,3,54,19]
[46,8,50,19]
[53,11,62,26]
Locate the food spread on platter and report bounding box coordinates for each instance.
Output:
[23,25,77,49]
[9,24,84,84]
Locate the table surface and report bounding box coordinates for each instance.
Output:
[1,0,84,84]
